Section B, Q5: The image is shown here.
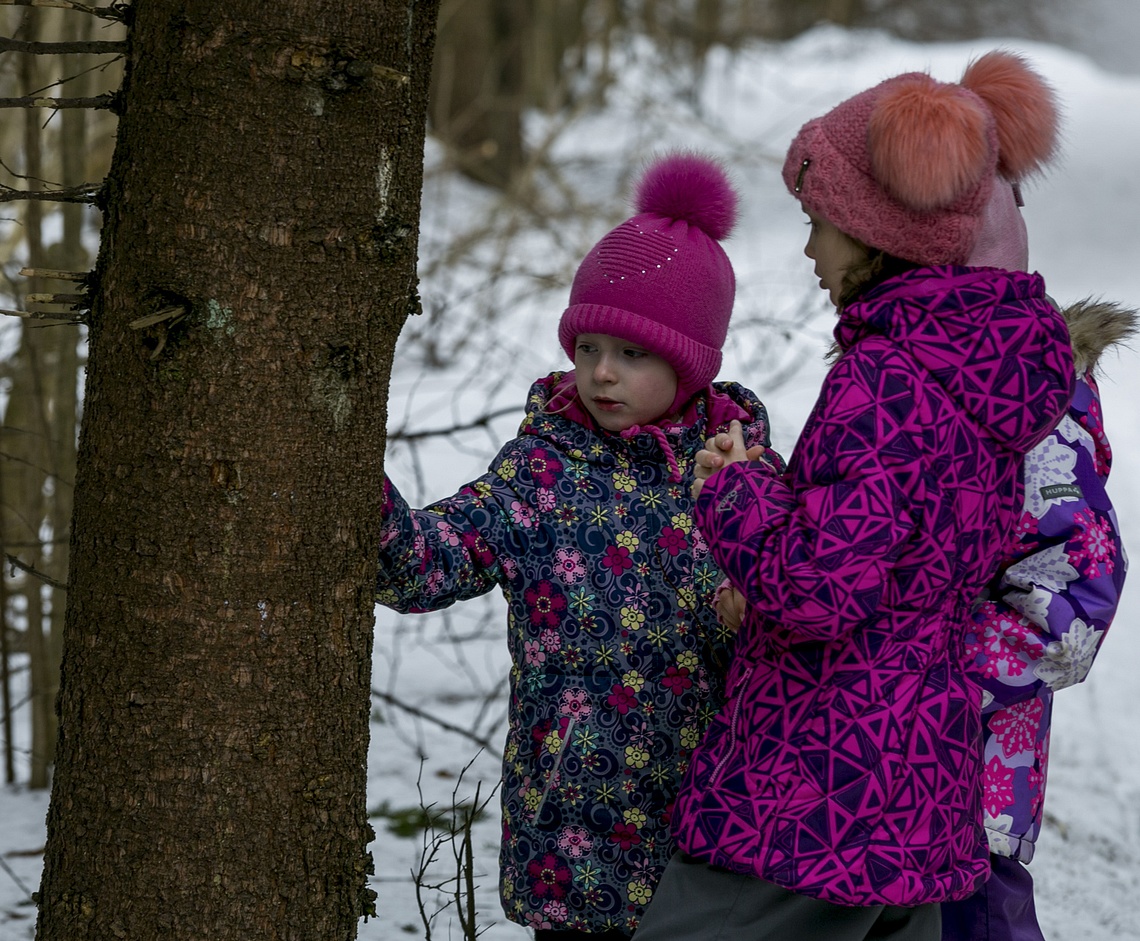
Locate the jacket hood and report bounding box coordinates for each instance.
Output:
[516,371,768,471]
[836,267,1075,452]
[1061,297,1138,375]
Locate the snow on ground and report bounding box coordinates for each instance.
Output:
[3,26,1139,941]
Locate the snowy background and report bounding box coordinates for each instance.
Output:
[3,25,1139,941]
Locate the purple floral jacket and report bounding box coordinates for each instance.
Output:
[376,374,774,935]
[672,267,1074,907]
[966,300,1134,863]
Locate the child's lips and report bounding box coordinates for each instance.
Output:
[593,397,622,412]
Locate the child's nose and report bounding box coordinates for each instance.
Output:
[593,355,617,382]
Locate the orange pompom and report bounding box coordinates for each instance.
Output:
[868,73,992,210]
[961,50,1060,181]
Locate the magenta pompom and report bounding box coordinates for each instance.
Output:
[633,152,738,241]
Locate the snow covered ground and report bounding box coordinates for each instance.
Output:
[3,26,1139,941]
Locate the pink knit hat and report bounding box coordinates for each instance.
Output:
[559,152,738,411]
[783,51,1059,266]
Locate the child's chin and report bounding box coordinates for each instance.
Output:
[586,406,628,432]
[596,414,635,433]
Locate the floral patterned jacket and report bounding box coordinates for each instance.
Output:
[967,300,1134,862]
[376,373,775,934]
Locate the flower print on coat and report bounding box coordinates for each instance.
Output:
[553,547,587,583]
[606,683,638,715]
[529,448,563,488]
[525,580,567,629]
[601,544,634,574]
[661,665,694,695]
[1069,508,1116,576]
[528,853,572,899]
[376,374,776,933]
[966,299,1133,863]
[656,525,689,556]
[557,826,592,858]
[989,699,1044,757]
[1032,619,1105,691]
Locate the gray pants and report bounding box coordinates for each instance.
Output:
[633,854,941,941]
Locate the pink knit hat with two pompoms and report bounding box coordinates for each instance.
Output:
[783,50,1060,266]
[559,152,738,412]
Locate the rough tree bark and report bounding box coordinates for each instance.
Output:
[35,1,438,938]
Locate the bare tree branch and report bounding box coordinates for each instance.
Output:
[372,687,500,756]
[18,267,88,281]
[388,405,520,443]
[0,92,117,109]
[0,307,85,323]
[5,552,68,590]
[0,181,101,203]
[0,0,127,20]
[0,35,126,54]
[0,854,35,904]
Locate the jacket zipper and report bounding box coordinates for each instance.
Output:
[710,666,753,787]
[533,715,575,819]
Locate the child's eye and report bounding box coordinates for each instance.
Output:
[576,343,596,354]
[623,348,647,359]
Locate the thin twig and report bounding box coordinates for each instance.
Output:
[18,267,87,281]
[388,405,519,443]
[461,781,479,939]
[5,553,68,590]
[0,307,85,323]
[0,92,116,109]
[0,854,35,903]
[0,182,100,203]
[0,36,126,54]
[0,181,100,203]
[371,687,499,756]
[25,292,86,305]
[129,305,185,330]
[0,0,126,19]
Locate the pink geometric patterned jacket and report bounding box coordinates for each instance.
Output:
[672,267,1075,907]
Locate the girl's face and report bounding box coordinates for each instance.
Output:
[574,334,678,432]
[803,210,869,307]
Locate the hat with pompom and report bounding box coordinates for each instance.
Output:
[559,151,738,410]
[782,50,1059,266]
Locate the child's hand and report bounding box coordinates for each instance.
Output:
[691,420,748,499]
[714,584,747,634]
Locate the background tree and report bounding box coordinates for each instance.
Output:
[0,2,120,790]
[33,1,439,938]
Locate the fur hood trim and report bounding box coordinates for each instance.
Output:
[1061,298,1138,375]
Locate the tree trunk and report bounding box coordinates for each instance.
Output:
[36,1,439,938]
